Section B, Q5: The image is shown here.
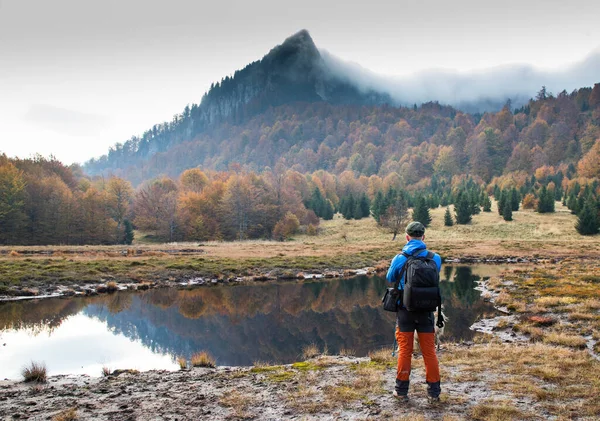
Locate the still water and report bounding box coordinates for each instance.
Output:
[0,265,503,379]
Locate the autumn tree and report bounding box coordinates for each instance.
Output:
[272,212,300,241]
[577,139,600,178]
[180,168,209,193]
[134,177,179,241]
[106,177,133,243]
[0,162,27,244]
[380,190,410,240]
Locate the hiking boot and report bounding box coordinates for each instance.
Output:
[393,390,409,403]
[427,395,440,404]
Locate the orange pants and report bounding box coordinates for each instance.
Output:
[395,328,440,383]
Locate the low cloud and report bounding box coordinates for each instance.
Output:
[320,48,600,112]
[23,104,110,137]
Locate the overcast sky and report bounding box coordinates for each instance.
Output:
[1,0,599,164]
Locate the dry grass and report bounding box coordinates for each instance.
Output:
[105,281,118,293]
[534,296,578,307]
[191,351,216,368]
[219,390,257,420]
[51,408,78,421]
[22,361,47,383]
[301,343,320,360]
[470,400,530,420]
[542,332,587,349]
[177,357,187,370]
[338,348,355,357]
[368,347,396,366]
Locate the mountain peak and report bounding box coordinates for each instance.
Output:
[264,29,320,69]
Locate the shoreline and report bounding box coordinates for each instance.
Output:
[0,254,548,302]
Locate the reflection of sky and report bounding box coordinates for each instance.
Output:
[0,314,178,380]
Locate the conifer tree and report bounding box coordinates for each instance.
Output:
[502,199,513,221]
[497,189,507,216]
[123,219,134,245]
[510,187,520,211]
[340,194,355,219]
[567,193,579,214]
[482,194,492,212]
[323,199,334,220]
[537,186,555,213]
[455,192,472,224]
[444,206,454,226]
[575,198,599,235]
[470,190,481,215]
[359,193,371,218]
[412,196,432,227]
[371,191,385,223]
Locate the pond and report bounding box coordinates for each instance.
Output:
[0,265,506,380]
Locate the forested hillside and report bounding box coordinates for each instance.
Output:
[88,85,600,186]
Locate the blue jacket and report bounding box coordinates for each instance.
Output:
[386,240,442,290]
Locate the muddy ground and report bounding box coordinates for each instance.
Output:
[0,348,555,421]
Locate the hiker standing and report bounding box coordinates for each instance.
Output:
[386,221,443,403]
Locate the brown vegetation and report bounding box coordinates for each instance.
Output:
[191,351,216,368]
[22,361,47,383]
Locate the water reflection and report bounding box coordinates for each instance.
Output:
[0,265,501,379]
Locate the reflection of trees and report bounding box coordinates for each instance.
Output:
[0,297,87,334]
[3,267,496,365]
[107,293,133,314]
[440,266,496,342]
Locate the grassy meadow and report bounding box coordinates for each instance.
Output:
[0,201,598,295]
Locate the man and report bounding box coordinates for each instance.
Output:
[386,221,442,403]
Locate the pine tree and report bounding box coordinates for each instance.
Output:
[323,199,334,220]
[482,195,492,212]
[412,196,432,227]
[123,219,134,245]
[455,192,472,224]
[537,186,555,213]
[567,193,579,214]
[510,187,520,211]
[371,191,385,223]
[502,199,513,221]
[444,206,454,226]
[575,198,599,235]
[497,190,507,216]
[470,190,481,215]
[359,193,371,218]
[340,194,355,219]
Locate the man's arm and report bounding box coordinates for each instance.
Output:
[433,253,442,272]
[386,254,407,287]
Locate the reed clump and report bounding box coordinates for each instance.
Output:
[191,351,216,368]
[22,361,47,383]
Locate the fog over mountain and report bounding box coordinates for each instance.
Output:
[320,40,600,112]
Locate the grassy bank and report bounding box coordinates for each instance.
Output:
[1,202,598,295]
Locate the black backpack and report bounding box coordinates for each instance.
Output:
[402,251,441,312]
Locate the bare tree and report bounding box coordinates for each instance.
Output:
[381,193,411,241]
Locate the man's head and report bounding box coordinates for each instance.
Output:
[405,221,425,241]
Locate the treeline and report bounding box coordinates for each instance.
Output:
[0,155,133,245]
[3,146,600,246]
